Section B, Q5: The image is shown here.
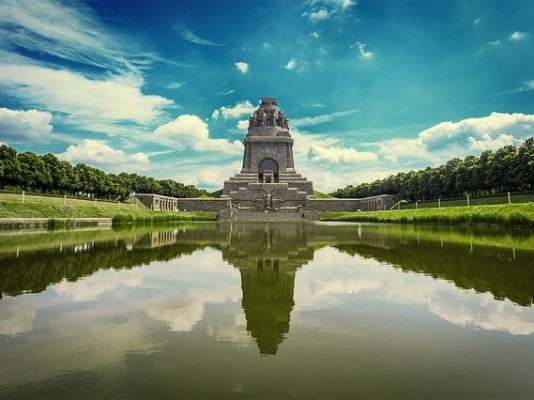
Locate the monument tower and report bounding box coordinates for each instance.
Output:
[222,98,314,215]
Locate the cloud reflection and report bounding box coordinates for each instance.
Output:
[295,247,534,336]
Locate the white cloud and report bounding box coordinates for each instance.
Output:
[54,269,142,302]
[0,107,53,143]
[0,296,36,336]
[285,58,297,70]
[312,278,381,296]
[302,0,356,22]
[510,31,527,41]
[57,139,150,165]
[0,0,138,72]
[235,62,249,74]
[153,114,242,154]
[292,109,359,127]
[377,112,532,165]
[467,133,515,151]
[307,144,378,163]
[172,23,223,46]
[418,112,531,149]
[166,82,185,89]
[212,100,256,120]
[237,119,249,132]
[304,8,330,21]
[177,161,243,191]
[0,64,173,124]
[379,138,430,163]
[146,300,204,333]
[352,42,374,59]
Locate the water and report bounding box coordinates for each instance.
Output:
[1,222,533,399]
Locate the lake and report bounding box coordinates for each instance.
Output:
[1,221,533,399]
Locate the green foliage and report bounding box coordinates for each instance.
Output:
[330,139,534,200]
[313,190,334,198]
[0,144,208,199]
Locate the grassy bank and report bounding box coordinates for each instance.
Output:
[0,193,217,223]
[319,203,534,228]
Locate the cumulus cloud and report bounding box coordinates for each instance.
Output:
[0,107,53,143]
[146,300,205,333]
[54,269,142,302]
[377,112,532,164]
[57,139,149,165]
[235,62,249,74]
[0,64,172,124]
[211,100,256,120]
[172,23,223,46]
[236,120,249,132]
[153,114,242,154]
[418,112,530,150]
[379,138,430,163]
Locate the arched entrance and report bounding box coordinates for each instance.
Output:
[258,158,279,183]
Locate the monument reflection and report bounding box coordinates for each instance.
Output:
[220,222,315,355]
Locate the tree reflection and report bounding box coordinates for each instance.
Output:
[1,222,533,334]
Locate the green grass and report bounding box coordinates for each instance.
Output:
[319,203,534,228]
[314,190,334,199]
[400,192,534,209]
[0,193,216,222]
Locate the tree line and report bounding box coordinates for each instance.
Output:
[330,138,534,201]
[0,144,207,200]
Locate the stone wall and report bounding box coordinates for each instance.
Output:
[305,194,398,212]
[176,198,228,212]
[136,193,397,216]
[136,194,228,212]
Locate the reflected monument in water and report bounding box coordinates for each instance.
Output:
[220,223,315,355]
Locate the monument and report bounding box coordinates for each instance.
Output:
[220,98,314,217]
[136,97,397,217]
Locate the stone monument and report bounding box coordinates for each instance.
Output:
[221,98,314,216]
[137,97,398,217]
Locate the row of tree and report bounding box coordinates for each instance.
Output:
[0,145,207,200]
[330,138,534,201]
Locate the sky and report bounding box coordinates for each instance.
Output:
[0,0,533,193]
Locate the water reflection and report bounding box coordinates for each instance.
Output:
[1,222,534,398]
[220,223,315,355]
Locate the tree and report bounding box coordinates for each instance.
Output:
[0,145,20,189]
[516,138,534,190]
[490,145,519,191]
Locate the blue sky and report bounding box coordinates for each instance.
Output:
[0,0,533,192]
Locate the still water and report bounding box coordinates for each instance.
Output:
[1,221,533,399]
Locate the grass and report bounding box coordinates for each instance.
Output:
[400,192,534,209]
[319,203,534,228]
[0,193,217,222]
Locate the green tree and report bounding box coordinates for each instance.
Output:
[0,144,20,189]
[516,138,534,190]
